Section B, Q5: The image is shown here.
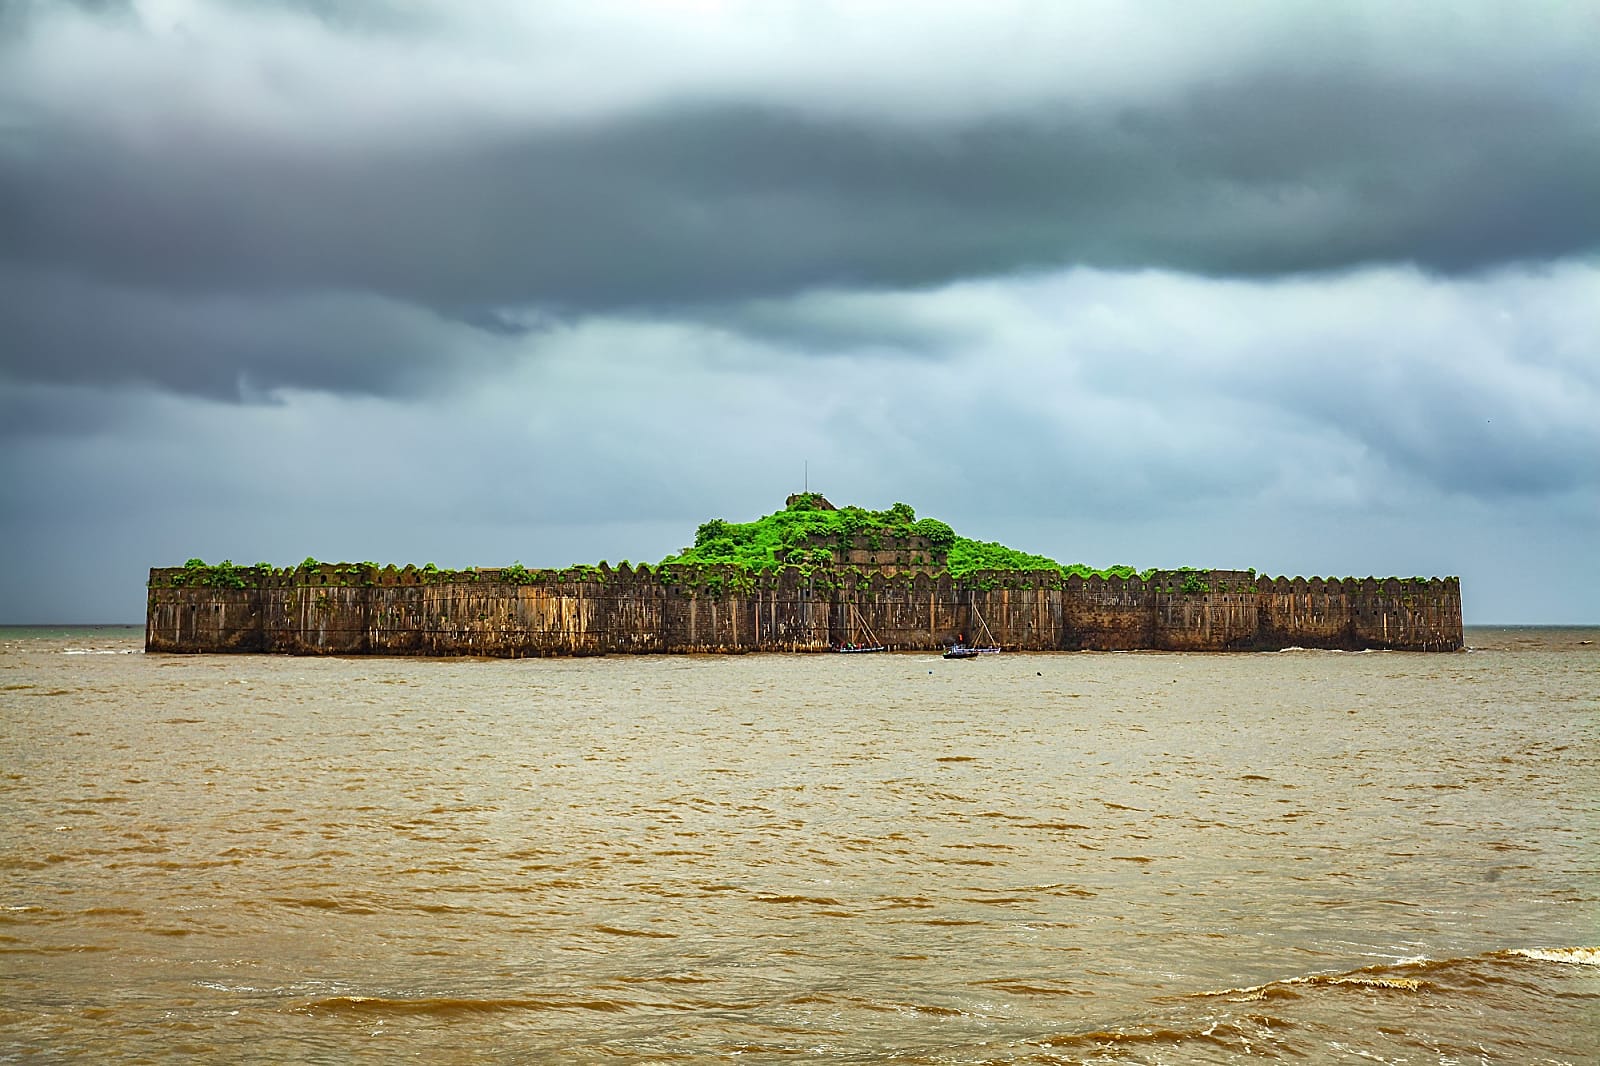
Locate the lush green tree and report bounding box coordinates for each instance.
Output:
[659,500,1138,580]
[695,518,731,546]
[912,518,955,550]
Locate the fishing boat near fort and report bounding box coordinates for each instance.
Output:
[944,600,1003,659]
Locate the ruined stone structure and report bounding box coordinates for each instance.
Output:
[146,544,1464,656]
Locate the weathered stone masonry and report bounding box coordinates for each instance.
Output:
[146,562,1464,655]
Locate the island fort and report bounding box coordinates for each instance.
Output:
[146,495,1463,655]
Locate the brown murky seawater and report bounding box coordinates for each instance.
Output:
[2,626,1596,1063]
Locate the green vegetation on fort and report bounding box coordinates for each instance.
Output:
[159,556,609,589]
[158,499,1183,586]
[161,498,1450,591]
[657,495,1145,580]
[165,558,261,589]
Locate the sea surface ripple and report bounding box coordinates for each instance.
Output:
[1,625,1595,1062]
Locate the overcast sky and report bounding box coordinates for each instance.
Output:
[3,0,1597,625]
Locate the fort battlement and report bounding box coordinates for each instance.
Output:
[146,562,1463,656]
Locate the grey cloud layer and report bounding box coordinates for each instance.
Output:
[3,2,1599,397]
[5,265,1594,556]
[0,265,512,398]
[9,72,1598,298]
[3,264,1596,623]
[722,266,1600,502]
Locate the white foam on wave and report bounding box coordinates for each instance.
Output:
[62,648,138,655]
[1381,954,1431,967]
[1192,963,1429,1001]
[1509,947,1600,967]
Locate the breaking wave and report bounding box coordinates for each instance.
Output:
[1507,946,1600,967]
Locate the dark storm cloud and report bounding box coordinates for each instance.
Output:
[8,85,1599,304]
[2,2,1599,396]
[0,265,508,401]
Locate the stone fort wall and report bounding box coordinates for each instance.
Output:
[146,563,1463,655]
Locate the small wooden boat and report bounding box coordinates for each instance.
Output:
[835,605,887,653]
[945,604,1001,659]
